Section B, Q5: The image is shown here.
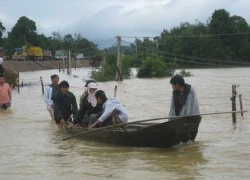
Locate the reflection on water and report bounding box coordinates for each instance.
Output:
[1,67,250,179]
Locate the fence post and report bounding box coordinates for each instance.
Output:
[40,76,44,95]
[239,94,244,117]
[17,79,20,93]
[231,84,237,123]
[75,58,76,70]
[77,58,80,69]
[114,86,117,97]
[17,72,20,93]
[59,60,61,72]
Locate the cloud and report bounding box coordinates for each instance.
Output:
[1,0,250,45]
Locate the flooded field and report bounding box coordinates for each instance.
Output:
[0,67,250,180]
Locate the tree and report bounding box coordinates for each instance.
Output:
[228,15,250,59]
[63,34,74,50]
[156,9,250,65]
[0,21,6,46]
[7,16,38,56]
[208,9,231,34]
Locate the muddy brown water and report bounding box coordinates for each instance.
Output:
[1,68,250,180]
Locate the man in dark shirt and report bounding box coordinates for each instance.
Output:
[53,80,78,128]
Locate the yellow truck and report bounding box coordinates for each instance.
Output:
[27,46,43,61]
[12,46,50,61]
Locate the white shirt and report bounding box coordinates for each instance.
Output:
[99,97,128,123]
[0,57,3,65]
[44,86,53,107]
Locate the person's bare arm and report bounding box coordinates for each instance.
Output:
[8,86,12,101]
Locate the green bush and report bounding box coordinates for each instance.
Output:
[90,53,132,82]
[137,56,176,78]
[179,69,193,77]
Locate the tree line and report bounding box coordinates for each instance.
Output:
[110,9,250,79]
[1,9,250,80]
[127,9,250,70]
[0,16,101,59]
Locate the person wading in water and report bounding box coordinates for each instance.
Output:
[169,74,199,117]
[44,74,60,121]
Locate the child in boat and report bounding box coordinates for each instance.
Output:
[73,82,103,126]
[0,74,12,110]
[53,80,78,129]
[88,90,128,129]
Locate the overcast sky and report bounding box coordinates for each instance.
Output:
[0,0,249,48]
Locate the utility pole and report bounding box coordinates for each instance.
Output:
[116,36,122,81]
[102,49,106,76]
[143,37,146,61]
[67,50,71,75]
[135,41,138,63]
[154,36,159,50]
[62,57,65,72]
[103,49,106,67]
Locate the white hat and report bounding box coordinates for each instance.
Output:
[88,82,98,89]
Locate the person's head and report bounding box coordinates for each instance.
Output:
[95,90,107,104]
[84,80,95,91]
[59,80,69,94]
[170,74,185,91]
[51,74,59,85]
[84,80,95,87]
[0,74,5,84]
[87,82,98,94]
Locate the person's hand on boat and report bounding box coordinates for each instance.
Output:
[88,120,101,129]
[67,122,75,129]
[58,119,65,129]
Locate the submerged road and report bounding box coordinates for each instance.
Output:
[3,60,90,72]
[0,67,250,179]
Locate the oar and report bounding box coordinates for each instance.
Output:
[62,110,247,141]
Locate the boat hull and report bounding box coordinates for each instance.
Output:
[65,116,201,148]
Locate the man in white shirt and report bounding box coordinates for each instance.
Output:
[44,74,60,121]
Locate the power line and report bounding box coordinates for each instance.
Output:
[122,39,220,65]
[96,39,116,47]
[121,39,250,66]
[136,49,232,67]
[120,36,156,39]
[120,32,250,39]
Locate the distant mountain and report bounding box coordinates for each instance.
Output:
[107,46,134,55]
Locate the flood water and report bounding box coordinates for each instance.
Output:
[1,67,250,180]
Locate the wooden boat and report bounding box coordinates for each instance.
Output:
[64,115,202,148]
